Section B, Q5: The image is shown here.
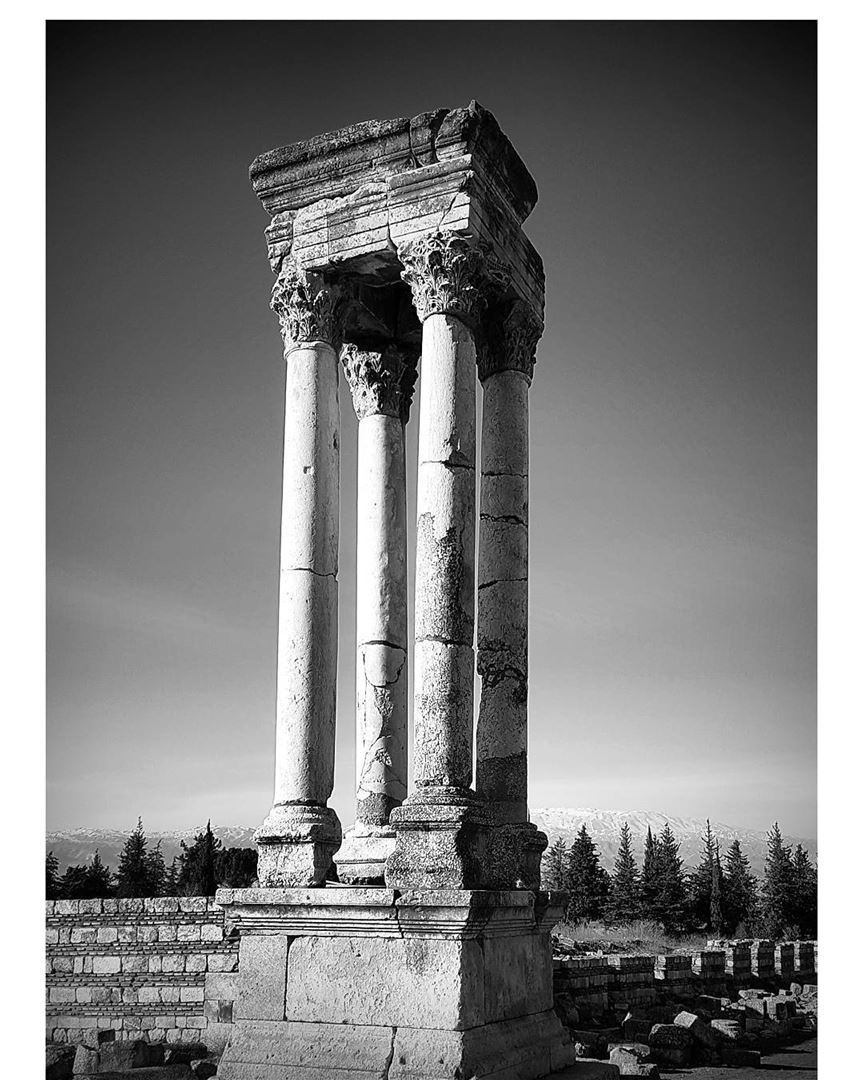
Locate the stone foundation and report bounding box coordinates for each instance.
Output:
[216,886,575,1080]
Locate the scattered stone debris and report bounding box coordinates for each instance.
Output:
[44,1039,221,1080]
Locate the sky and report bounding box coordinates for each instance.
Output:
[46,21,816,839]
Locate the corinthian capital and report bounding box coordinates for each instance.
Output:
[270,257,345,354]
[477,300,544,384]
[341,344,418,423]
[398,231,509,328]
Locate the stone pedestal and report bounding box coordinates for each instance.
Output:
[215,887,575,1080]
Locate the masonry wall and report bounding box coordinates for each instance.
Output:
[45,898,239,1050]
[552,938,817,1022]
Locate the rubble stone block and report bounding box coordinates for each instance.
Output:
[570,1030,609,1058]
[648,1023,692,1067]
[46,1044,76,1080]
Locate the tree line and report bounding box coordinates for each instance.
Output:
[45,819,258,900]
[541,820,816,939]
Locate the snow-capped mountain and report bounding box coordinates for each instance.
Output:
[45,810,816,877]
[531,808,816,876]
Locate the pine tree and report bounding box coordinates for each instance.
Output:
[691,821,724,932]
[651,823,691,933]
[723,839,759,934]
[791,844,817,938]
[216,847,259,888]
[761,823,796,937]
[46,850,61,900]
[59,864,91,899]
[87,851,114,897]
[116,818,152,898]
[542,837,569,891]
[640,826,660,917]
[164,856,180,897]
[607,823,641,924]
[177,821,222,896]
[146,841,167,897]
[564,825,609,924]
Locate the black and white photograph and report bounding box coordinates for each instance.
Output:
[12,9,849,1078]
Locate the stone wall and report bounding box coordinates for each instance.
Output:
[552,938,817,1022]
[45,898,239,1050]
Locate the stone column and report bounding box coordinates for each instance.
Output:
[254,257,345,887]
[476,301,548,888]
[335,343,417,885]
[385,231,502,890]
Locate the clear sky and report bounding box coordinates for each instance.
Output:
[46,21,816,838]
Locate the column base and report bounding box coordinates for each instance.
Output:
[254,804,342,887]
[333,823,396,885]
[384,788,491,890]
[481,822,548,890]
[215,887,575,1080]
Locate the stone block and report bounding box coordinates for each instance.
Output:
[162,954,186,973]
[200,924,223,942]
[139,926,159,943]
[207,952,238,972]
[118,898,144,914]
[181,987,205,1003]
[96,1040,151,1071]
[609,1042,651,1074]
[673,1009,717,1047]
[96,926,118,944]
[46,1043,76,1080]
[185,954,207,972]
[710,1018,742,1041]
[570,1031,608,1058]
[159,925,178,942]
[648,1023,692,1067]
[179,897,209,913]
[721,1046,761,1067]
[284,934,484,1029]
[177,924,202,941]
[235,934,289,1021]
[204,971,238,1000]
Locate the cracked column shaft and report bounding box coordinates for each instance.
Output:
[337,345,416,883]
[476,301,543,824]
[254,258,344,887]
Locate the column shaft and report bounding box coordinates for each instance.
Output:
[354,411,409,823]
[476,369,529,822]
[255,259,343,887]
[413,312,477,791]
[273,343,340,806]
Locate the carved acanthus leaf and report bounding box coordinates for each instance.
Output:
[476,300,544,383]
[341,344,418,422]
[398,231,509,328]
[270,257,345,353]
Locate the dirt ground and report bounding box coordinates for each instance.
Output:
[667,1036,817,1078]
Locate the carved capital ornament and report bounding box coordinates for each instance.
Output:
[341,344,418,423]
[270,257,345,354]
[398,230,509,328]
[477,300,544,384]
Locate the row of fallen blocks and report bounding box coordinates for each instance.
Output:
[553,940,817,1009]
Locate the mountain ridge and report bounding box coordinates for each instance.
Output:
[46,808,815,877]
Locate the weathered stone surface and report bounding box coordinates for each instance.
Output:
[46,1044,76,1080]
[674,1009,717,1047]
[386,796,490,889]
[648,1023,692,1066]
[235,935,288,1021]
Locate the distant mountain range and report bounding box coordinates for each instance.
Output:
[46,809,816,877]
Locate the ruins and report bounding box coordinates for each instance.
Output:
[213,101,575,1079]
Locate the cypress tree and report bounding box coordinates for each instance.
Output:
[565,824,609,924]
[542,837,569,891]
[46,850,61,900]
[178,821,222,896]
[216,847,259,888]
[59,864,90,899]
[691,820,724,932]
[146,840,167,897]
[761,823,796,937]
[723,839,759,934]
[607,823,641,924]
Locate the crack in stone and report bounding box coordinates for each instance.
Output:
[478,576,527,590]
[417,634,471,649]
[360,639,407,653]
[382,1025,397,1080]
[284,567,337,579]
[420,458,476,472]
[483,469,528,479]
[480,512,527,527]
